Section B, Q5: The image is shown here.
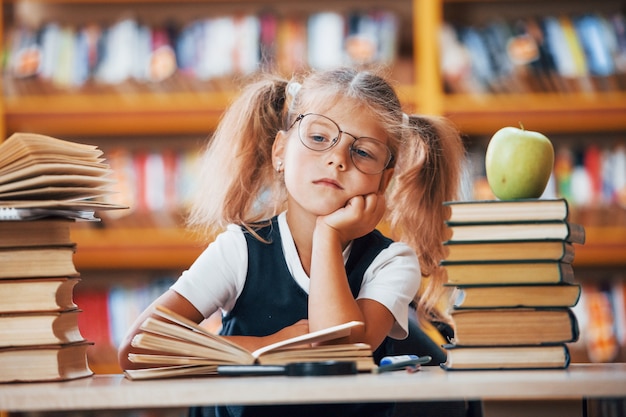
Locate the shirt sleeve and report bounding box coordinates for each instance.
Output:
[357,242,421,340]
[170,224,248,318]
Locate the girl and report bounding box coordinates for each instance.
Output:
[119,67,465,417]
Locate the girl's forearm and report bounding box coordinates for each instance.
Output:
[308,224,364,340]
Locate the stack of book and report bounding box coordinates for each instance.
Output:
[439,198,585,371]
[0,132,125,382]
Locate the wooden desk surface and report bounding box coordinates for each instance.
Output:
[1,363,625,412]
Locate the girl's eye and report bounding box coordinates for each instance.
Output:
[351,144,377,161]
[310,133,329,144]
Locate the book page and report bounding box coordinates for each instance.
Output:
[0,175,115,192]
[124,364,218,380]
[0,162,112,182]
[130,332,249,364]
[0,133,103,168]
[139,316,252,361]
[0,200,126,210]
[153,306,364,363]
[251,321,364,359]
[153,306,250,353]
[0,186,113,200]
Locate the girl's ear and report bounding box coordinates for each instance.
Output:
[379,167,395,193]
[272,130,287,171]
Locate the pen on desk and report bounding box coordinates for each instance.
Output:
[380,355,419,366]
[375,355,432,373]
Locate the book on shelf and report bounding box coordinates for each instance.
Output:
[0,309,85,347]
[452,283,582,309]
[0,277,79,313]
[441,344,571,371]
[0,341,93,383]
[443,240,576,263]
[445,221,585,244]
[0,245,78,279]
[443,198,570,224]
[450,308,579,346]
[445,11,626,95]
[124,306,375,380]
[442,261,575,286]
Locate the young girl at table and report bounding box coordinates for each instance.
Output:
[119,67,465,417]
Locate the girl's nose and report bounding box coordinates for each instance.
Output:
[324,135,352,170]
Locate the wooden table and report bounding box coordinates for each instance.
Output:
[1,363,625,416]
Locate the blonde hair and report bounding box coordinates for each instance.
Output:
[187,67,466,326]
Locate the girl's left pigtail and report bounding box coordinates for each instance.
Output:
[389,113,466,326]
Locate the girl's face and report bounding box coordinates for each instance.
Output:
[273,98,394,217]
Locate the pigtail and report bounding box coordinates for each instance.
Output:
[387,114,466,325]
[187,74,289,240]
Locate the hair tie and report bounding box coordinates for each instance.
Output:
[287,82,302,101]
[287,81,302,98]
[402,113,410,126]
[284,81,302,121]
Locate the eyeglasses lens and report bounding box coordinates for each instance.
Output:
[297,114,391,174]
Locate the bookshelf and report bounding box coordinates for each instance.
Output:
[0,0,621,268]
[1,0,626,374]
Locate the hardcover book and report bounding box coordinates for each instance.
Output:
[443,240,575,263]
[442,261,575,286]
[0,310,85,347]
[450,307,579,346]
[452,284,582,309]
[0,218,73,247]
[445,221,585,244]
[443,198,570,224]
[0,245,78,279]
[0,341,93,383]
[0,277,79,313]
[441,344,570,370]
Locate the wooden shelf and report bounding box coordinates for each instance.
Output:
[70,224,626,270]
[5,89,625,138]
[71,227,205,270]
[3,91,236,136]
[572,226,626,268]
[2,83,420,136]
[444,92,626,135]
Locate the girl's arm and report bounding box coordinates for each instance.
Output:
[308,192,395,350]
[117,289,203,370]
[118,289,310,370]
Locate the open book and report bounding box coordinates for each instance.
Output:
[124,306,376,380]
[0,132,127,216]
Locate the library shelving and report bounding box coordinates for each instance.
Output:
[0,0,625,375]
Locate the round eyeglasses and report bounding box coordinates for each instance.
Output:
[288,113,393,175]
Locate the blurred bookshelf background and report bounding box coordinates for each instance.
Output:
[0,0,625,381]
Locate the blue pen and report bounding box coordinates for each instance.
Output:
[376,355,432,373]
[380,354,419,366]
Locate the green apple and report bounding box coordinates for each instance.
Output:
[485,126,555,200]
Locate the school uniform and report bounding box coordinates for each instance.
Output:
[172,213,421,417]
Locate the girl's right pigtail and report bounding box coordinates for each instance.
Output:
[388,114,466,325]
[187,75,288,240]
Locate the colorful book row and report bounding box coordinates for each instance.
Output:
[441,11,626,94]
[5,9,399,89]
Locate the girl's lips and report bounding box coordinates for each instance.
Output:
[313,178,343,189]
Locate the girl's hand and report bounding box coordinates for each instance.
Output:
[318,191,386,244]
[224,320,309,352]
[272,319,310,341]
